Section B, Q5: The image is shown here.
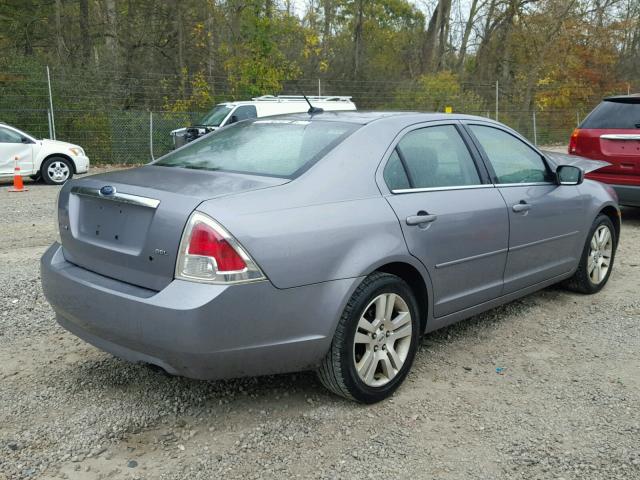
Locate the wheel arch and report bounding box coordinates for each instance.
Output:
[41,153,77,174]
[374,261,431,334]
[599,205,620,245]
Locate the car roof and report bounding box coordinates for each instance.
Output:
[604,94,640,103]
[258,110,497,125]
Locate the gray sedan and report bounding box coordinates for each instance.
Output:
[41,112,620,403]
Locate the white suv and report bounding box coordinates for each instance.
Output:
[0,123,89,185]
[171,95,357,148]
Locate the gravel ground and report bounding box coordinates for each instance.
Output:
[1,171,639,480]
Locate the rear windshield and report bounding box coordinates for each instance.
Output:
[581,99,640,129]
[154,119,358,178]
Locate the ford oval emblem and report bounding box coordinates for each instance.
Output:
[100,185,116,196]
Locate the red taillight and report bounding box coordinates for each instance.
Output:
[176,212,265,284]
[188,222,246,272]
[569,128,580,154]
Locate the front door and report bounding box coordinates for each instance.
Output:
[0,127,34,176]
[466,123,586,294]
[382,124,510,318]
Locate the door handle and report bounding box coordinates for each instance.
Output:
[406,212,438,226]
[512,201,531,213]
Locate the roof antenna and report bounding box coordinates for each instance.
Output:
[303,94,324,114]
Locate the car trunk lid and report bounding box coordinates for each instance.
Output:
[59,165,288,291]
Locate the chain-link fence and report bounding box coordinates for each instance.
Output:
[0,105,579,164]
[1,66,620,164]
[0,108,202,164]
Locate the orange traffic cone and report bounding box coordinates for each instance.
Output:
[8,156,28,192]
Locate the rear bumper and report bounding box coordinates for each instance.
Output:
[41,243,360,379]
[610,184,640,207]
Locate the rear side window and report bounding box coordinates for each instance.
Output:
[383,150,410,190]
[581,100,640,129]
[155,119,358,178]
[469,125,552,184]
[393,125,481,189]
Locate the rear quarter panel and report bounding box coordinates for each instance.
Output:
[197,118,429,290]
[200,194,415,289]
[578,179,621,239]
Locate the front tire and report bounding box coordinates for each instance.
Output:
[565,214,617,294]
[41,157,73,185]
[317,272,420,403]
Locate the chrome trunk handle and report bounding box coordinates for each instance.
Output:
[70,186,160,209]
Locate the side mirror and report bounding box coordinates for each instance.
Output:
[227,115,239,125]
[556,165,584,185]
[21,136,32,144]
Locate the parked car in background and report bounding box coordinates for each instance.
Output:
[569,94,640,206]
[170,95,357,148]
[0,122,89,185]
[43,112,619,403]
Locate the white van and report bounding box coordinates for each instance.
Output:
[171,95,356,148]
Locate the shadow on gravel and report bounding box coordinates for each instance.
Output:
[621,206,640,227]
[55,287,557,410]
[423,294,539,346]
[59,353,338,410]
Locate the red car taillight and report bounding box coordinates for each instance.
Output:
[176,212,265,284]
[188,222,247,272]
[569,128,580,154]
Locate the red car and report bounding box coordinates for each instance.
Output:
[569,94,640,206]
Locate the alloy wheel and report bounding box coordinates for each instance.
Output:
[353,293,413,387]
[47,161,70,183]
[588,224,613,284]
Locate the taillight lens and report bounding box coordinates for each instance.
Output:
[569,128,580,154]
[175,212,265,284]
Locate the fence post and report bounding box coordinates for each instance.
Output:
[47,109,53,139]
[532,109,537,146]
[46,65,56,140]
[149,111,155,161]
[318,78,321,97]
[495,80,499,121]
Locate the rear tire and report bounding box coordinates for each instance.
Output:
[564,214,616,294]
[29,173,42,182]
[317,272,420,403]
[41,157,73,185]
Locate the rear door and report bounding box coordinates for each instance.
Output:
[573,98,640,186]
[466,123,586,294]
[0,126,34,176]
[381,122,509,318]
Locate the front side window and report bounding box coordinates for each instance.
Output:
[154,119,358,178]
[469,125,552,184]
[0,127,23,143]
[392,125,481,189]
